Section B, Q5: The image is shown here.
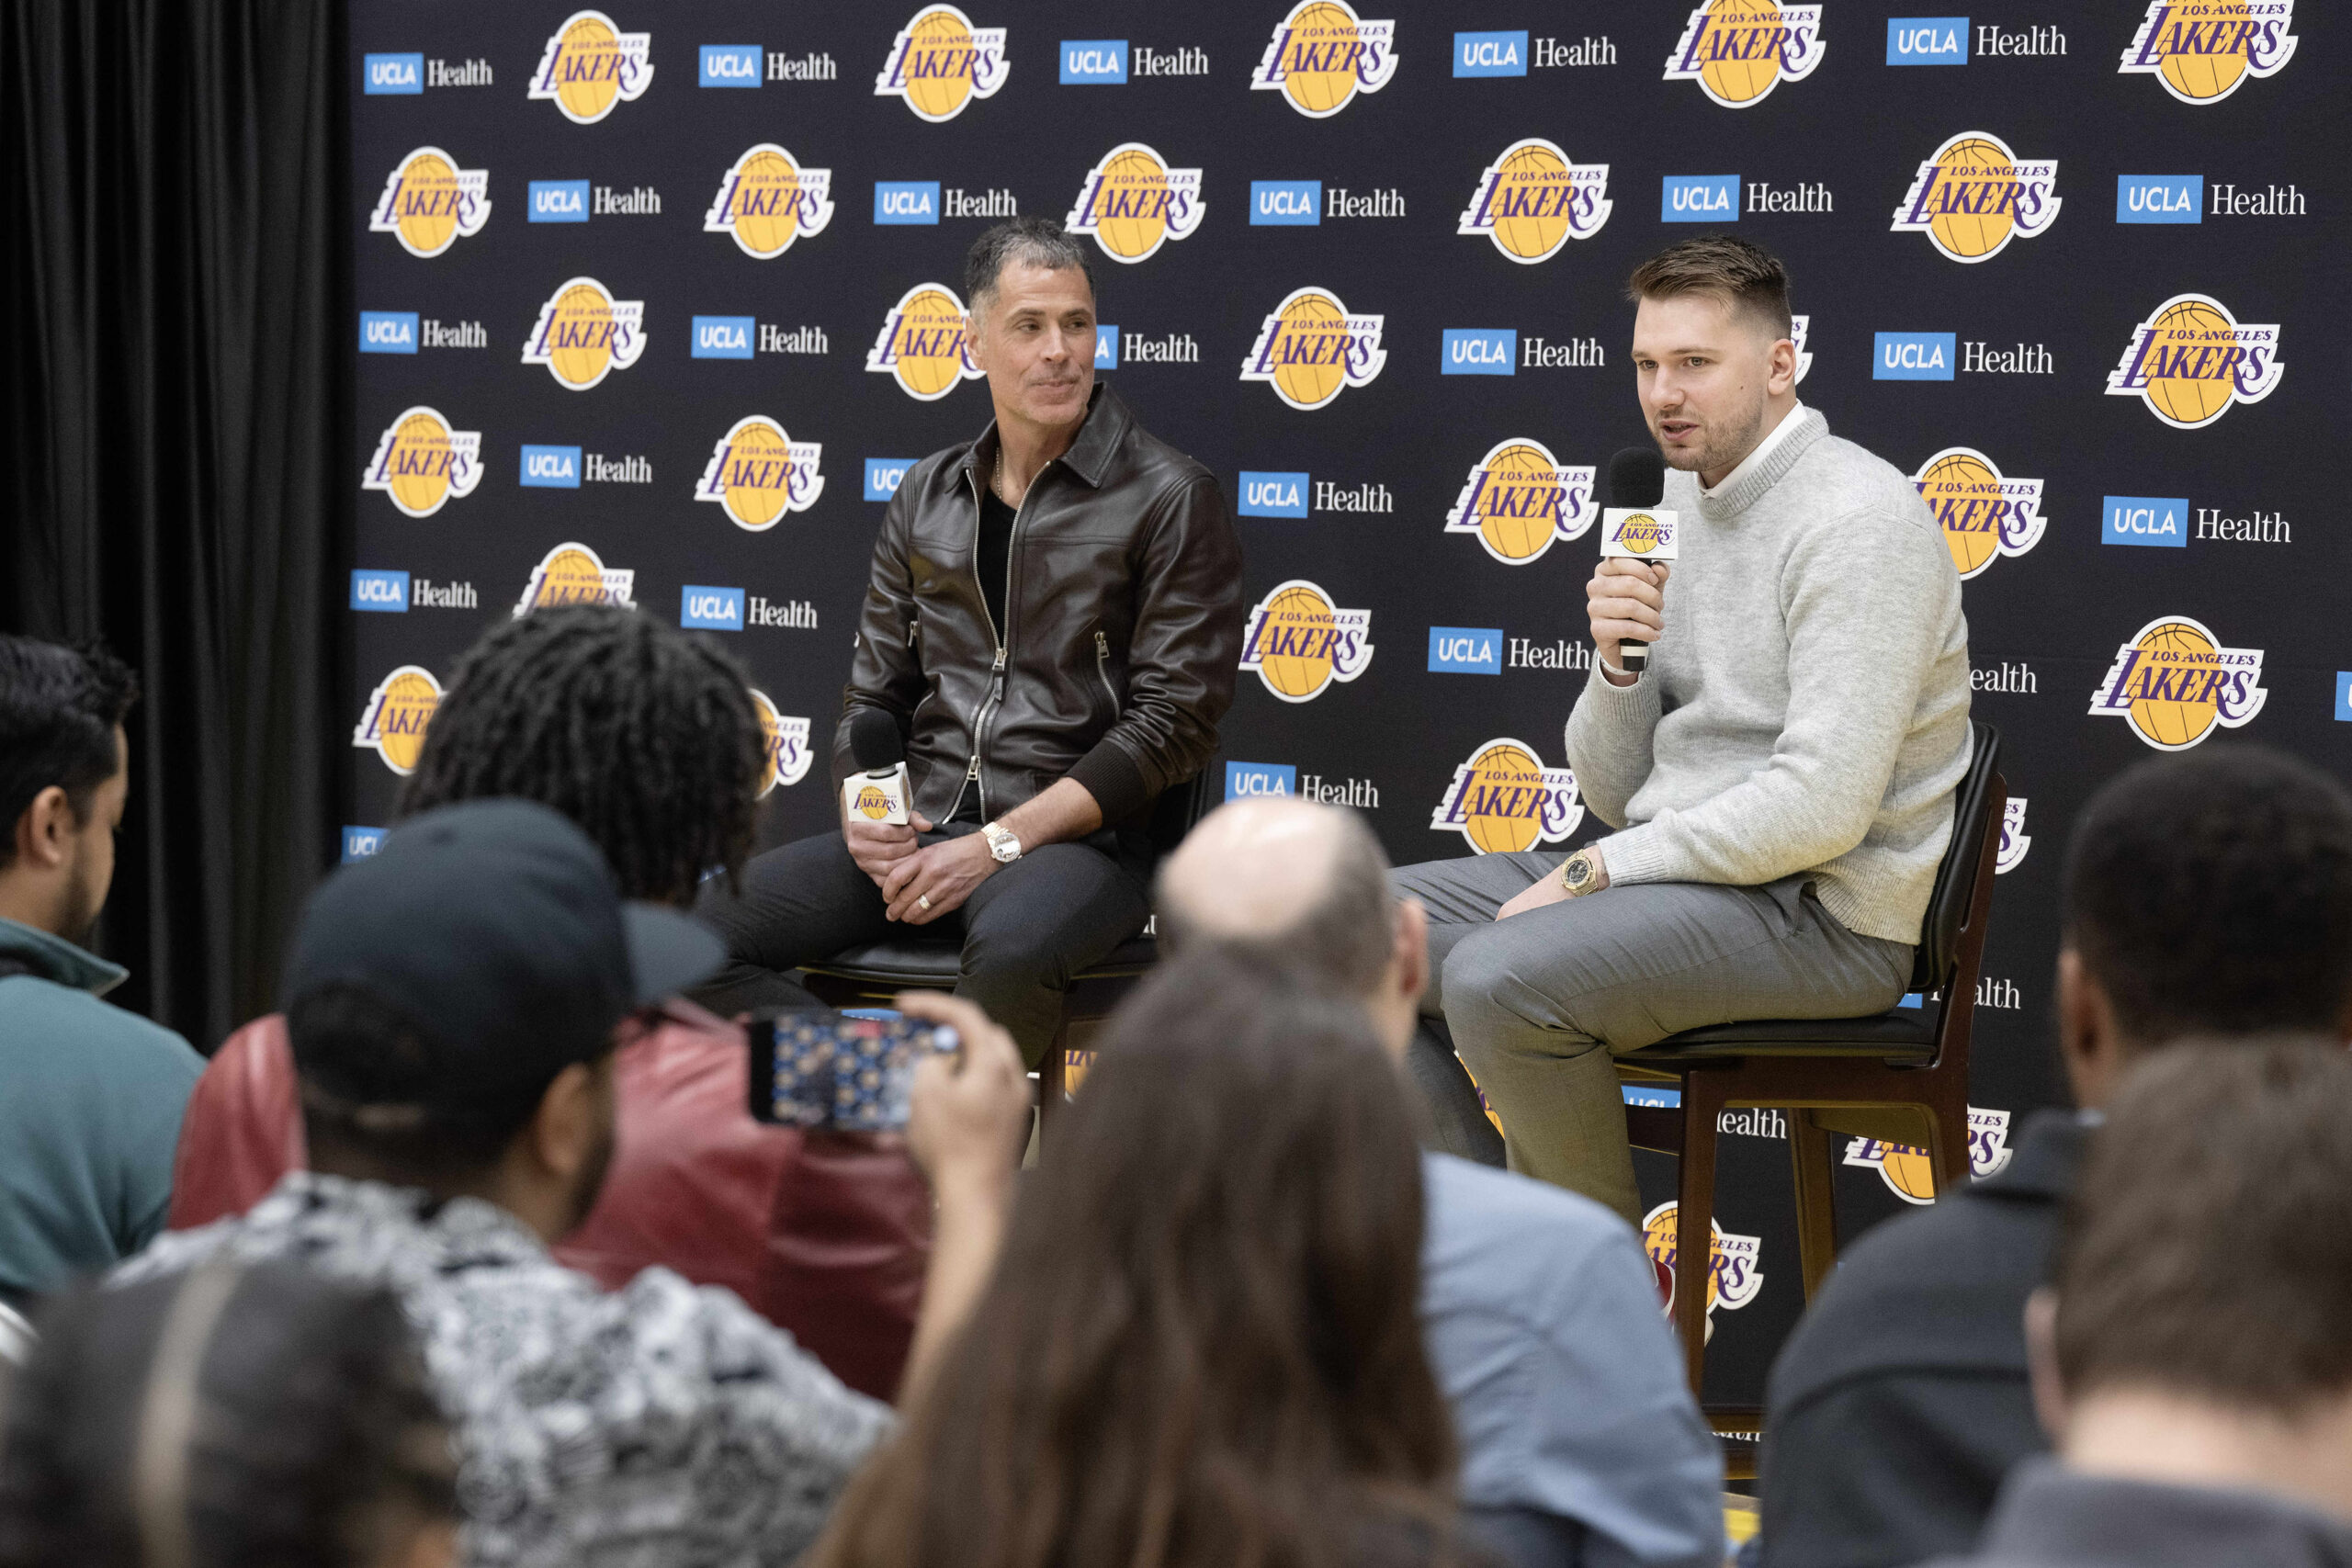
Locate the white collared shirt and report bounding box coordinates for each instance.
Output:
[1699,400,1806,501]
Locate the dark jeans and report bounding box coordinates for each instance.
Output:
[692,824,1152,1068]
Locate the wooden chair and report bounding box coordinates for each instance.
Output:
[1615,720,2007,1393]
[797,772,1214,1134]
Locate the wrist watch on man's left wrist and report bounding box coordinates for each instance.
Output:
[1558,849,1603,897]
[981,821,1023,865]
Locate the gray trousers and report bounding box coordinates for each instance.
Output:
[1392,852,1914,1226]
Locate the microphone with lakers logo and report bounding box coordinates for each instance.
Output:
[1600,447,1679,677]
[842,708,912,827]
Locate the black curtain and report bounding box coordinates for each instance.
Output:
[4,0,346,1050]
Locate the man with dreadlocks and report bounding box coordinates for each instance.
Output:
[165,606,941,1399]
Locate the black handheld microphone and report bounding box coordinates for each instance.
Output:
[842,709,911,826]
[1600,447,1678,677]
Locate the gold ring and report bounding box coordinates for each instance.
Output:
[916,895,932,911]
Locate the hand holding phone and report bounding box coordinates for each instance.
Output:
[749,1011,959,1130]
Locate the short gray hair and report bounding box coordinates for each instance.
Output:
[964,217,1093,315]
[1159,808,1396,999]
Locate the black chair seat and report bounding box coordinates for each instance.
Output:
[805,934,1161,989]
[1621,1007,1938,1066]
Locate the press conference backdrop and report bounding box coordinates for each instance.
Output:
[346,1,2349,1400]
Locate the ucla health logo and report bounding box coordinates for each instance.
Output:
[865,283,984,401]
[1066,143,1204,264]
[528,10,654,124]
[352,665,442,776]
[1996,797,2030,874]
[2120,1,2295,105]
[1874,331,1953,380]
[704,145,834,259]
[749,690,814,795]
[2106,294,2281,429]
[514,542,635,616]
[1446,439,1597,565]
[1430,739,1581,852]
[1662,174,1738,223]
[520,277,646,390]
[1665,1,1825,107]
[1844,1108,2013,1203]
[368,148,491,258]
[1458,139,1611,263]
[875,6,1009,122]
[1911,447,2045,580]
[2089,615,2267,750]
[2118,175,2201,224]
[1240,287,1386,411]
[695,416,824,531]
[1250,1,1397,118]
[1238,580,1374,701]
[1892,131,2060,263]
[362,407,482,518]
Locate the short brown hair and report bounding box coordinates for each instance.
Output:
[2055,1040,2352,1412]
[1626,236,1793,338]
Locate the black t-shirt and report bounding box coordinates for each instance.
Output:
[977,487,1015,644]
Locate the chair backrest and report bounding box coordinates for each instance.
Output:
[1909,720,2003,995]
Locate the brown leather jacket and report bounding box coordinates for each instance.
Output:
[834,383,1243,828]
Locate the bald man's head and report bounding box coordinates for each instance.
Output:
[1157,798,1395,998]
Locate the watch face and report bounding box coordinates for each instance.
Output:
[1565,854,1590,888]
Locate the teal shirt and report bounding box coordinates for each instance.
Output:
[0,916,204,1301]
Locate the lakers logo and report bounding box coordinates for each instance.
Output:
[1458,140,1611,263]
[1641,1203,1764,1333]
[2106,294,2282,429]
[1238,580,1374,702]
[703,145,835,259]
[1911,447,2045,580]
[1665,0,1826,107]
[514,542,636,616]
[1791,313,1813,383]
[749,691,813,796]
[865,283,985,401]
[694,417,824,531]
[1430,739,1582,853]
[2121,1,2296,104]
[1240,287,1386,411]
[2090,615,2267,750]
[1607,513,1674,557]
[521,277,646,391]
[1446,440,1597,564]
[1250,1,1397,118]
[1845,1107,2014,1204]
[368,148,491,258]
[1065,143,1204,264]
[875,5,1009,122]
[361,406,482,519]
[352,666,442,776]
[527,10,653,124]
[1891,132,2061,263]
[1996,797,2030,874]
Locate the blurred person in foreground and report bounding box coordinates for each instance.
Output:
[811,946,1474,1568]
[0,636,203,1304]
[1156,798,1723,1568]
[171,606,931,1397]
[1761,747,2352,1568]
[1923,1042,2352,1567]
[121,800,1030,1567]
[0,1259,458,1568]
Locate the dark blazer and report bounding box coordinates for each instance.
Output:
[1920,1461,2352,1568]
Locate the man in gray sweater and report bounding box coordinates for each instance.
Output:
[1395,237,1971,1223]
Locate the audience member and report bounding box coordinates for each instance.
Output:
[119,800,1030,1566]
[811,947,1472,1568]
[0,1258,458,1568]
[169,606,931,1397]
[0,636,204,1306]
[1923,1041,2352,1567]
[1157,799,1724,1568]
[1761,747,2352,1567]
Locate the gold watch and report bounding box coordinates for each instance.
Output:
[1558,850,1602,897]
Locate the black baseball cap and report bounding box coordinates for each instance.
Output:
[282,799,722,1118]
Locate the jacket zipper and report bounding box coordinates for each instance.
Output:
[1094,629,1121,717]
[948,448,1033,823]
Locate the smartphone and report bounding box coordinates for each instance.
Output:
[747,1010,960,1130]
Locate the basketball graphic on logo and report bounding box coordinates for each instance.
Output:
[1284,3,1365,113]
[1933,138,2011,257]
[550,284,616,386]
[705,146,835,259]
[1912,447,2050,580]
[876,6,1009,122]
[385,412,455,516]
[865,285,983,401]
[2132,621,2222,749]
[353,666,443,776]
[2144,299,2237,427]
[1100,146,1170,258]
[695,416,825,530]
[1666,0,1825,107]
[907,7,977,119]
[514,542,634,616]
[1701,0,1784,102]
[2162,0,2254,100]
[528,10,653,124]
[1276,292,1348,410]
[1240,288,1386,412]
[1258,584,1339,699]
[392,151,461,254]
[1446,440,1594,565]
[1461,743,1550,853]
[2120,2,2298,104]
[1920,450,2000,577]
[1615,514,1667,555]
[1641,1202,1765,1323]
[854,784,894,819]
[1880,1145,1939,1202]
[1482,445,1559,560]
[2091,615,2268,751]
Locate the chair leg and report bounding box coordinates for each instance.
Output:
[1037,1019,1069,1141]
[1927,1084,1972,1198]
[1789,1111,1838,1301]
[1674,1072,1727,1395]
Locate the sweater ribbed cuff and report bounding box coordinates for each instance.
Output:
[1066,742,1153,826]
[1595,824,1674,888]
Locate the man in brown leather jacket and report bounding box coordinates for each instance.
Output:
[695,219,1243,1065]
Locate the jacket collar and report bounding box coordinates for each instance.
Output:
[961,381,1131,493]
[1695,405,1828,523]
[0,915,128,997]
[1979,1461,2352,1568]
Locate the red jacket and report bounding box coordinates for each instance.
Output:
[168,1003,931,1401]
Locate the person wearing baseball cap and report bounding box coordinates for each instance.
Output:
[115,798,1031,1568]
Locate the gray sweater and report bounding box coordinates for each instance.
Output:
[1565,408,1972,946]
